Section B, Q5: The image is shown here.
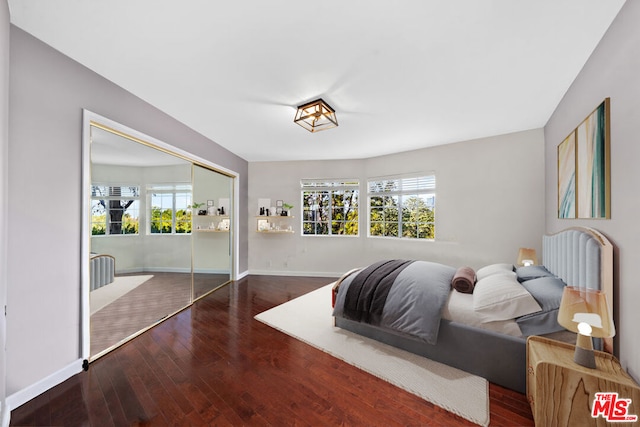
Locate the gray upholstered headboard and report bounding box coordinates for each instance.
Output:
[541,227,614,352]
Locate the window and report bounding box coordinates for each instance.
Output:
[301,180,359,236]
[368,175,435,239]
[148,185,193,234]
[91,185,140,235]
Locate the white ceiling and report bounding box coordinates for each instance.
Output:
[8,1,626,162]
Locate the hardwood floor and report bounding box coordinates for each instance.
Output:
[10,275,534,426]
[91,272,229,358]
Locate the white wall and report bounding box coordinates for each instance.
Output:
[91,163,193,273]
[1,1,9,423]
[6,26,248,407]
[249,128,545,276]
[544,0,640,381]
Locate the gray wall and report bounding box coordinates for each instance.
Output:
[1,0,9,421]
[6,26,248,398]
[249,129,545,276]
[544,0,639,380]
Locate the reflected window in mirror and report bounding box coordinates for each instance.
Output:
[148,184,193,234]
[91,185,140,235]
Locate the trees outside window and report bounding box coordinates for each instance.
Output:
[301,180,359,236]
[368,175,435,239]
[91,185,140,235]
[149,185,192,234]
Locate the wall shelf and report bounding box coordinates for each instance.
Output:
[255,215,294,234]
[194,214,230,232]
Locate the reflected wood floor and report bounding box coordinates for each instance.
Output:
[91,272,229,358]
[11,275,534,426]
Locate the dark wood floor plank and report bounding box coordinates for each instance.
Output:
[10,275,534,426]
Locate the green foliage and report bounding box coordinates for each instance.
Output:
[150,207,172,233]
[150,207,193,234]
[92,213,139,235]
[369,195,434,239]
[175,209,192,234]
[302,189,358,236]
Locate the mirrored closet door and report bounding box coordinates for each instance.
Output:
[85,116,234,360]
[192,164,232,299]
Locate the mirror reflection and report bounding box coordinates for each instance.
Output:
[192,164,232,299]
[88,124,232,359]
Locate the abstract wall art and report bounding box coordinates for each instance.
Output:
[558,98,610,219]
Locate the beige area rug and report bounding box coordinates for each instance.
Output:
[255,284,490,426]
[90,274,154,315]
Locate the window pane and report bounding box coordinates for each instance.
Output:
[368,176,435,240]
[151,193,174,234]
[175,192,191,234]
[302,183,359,236]
[121,200,139,235]
[91,200,106,235]
[91,185,140,235]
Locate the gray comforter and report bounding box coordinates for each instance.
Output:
[332,260,456,344]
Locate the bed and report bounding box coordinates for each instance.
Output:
[90,253,115,291]
[331,227,613,393]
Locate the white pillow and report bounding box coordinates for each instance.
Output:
[473,273,541,321]
[476,263,515,281]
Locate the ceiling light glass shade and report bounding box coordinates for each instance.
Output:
[294,98,338,133]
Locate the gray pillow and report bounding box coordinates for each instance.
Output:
[516,265,554,282]
[516,276,566,336]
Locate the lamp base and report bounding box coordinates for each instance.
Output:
[574,333,596,369]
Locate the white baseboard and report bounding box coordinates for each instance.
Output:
[1,400,10,427]
[248,269,342,278]
[235,270,250,280]
[6,358,83,411]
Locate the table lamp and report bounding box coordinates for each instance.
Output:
[517,248,537,266]
[557,286,615,369]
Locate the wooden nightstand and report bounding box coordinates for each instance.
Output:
[527,335,640,426]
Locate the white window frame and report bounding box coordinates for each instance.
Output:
[301,179,359,237]
[90,184,140,236]
[148,184,193,235]
[368,174,435,240]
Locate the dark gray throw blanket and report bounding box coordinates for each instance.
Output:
[333,260,456,344]
[343,259,415,324]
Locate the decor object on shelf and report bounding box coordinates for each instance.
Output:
[557,286,615,369]
[517,247,537,266]
[282,203,293,216]
[257,219,269,231]
[188,201,205,213]
[557,98,610,219]
[294,98,338,133]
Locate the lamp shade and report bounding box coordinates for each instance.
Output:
[557,286,615,338]
[517,247,537,266]
[294,98,338,133]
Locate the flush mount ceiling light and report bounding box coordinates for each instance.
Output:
[294,98,338,133]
